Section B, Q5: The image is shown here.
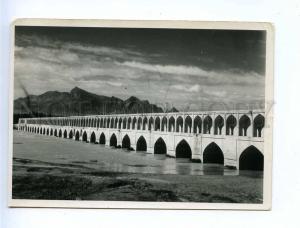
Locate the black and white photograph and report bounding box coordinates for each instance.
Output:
[9,20,273,209]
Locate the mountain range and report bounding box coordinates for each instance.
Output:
[13,87,178,122]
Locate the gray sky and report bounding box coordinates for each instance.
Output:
[14,26,266,111]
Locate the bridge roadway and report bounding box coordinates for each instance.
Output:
[18,109,265,170]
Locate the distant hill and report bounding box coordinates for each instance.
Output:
[14,87,178,123]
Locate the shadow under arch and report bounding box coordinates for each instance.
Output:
[136,136,147,151]
[203,142,224,164]
[69,130,73,139]
[99,132,106,145]
[90,132,96,143]
[239,145,264,171]
[122,134,131,149]
[63,130,68,138]
[82,131,87,142]
[75,131,80,141]
[154,137,167,155]
[109,133,117,147]
[175,139,192,159]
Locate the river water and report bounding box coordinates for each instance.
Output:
[13,131,262,177]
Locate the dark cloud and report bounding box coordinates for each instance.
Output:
[14,26,266,111]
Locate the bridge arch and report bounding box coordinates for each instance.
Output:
[214,115,224,135]
[123,117,127,129]
[75,131,80,141]
[132,117,137,130]
[69,130,73,139]
[127,117,132,129]
[161,117,167,132]
[99,132,106,145]
[136,136,147,151]
[122,134,131,149]
[109,133,117,147]
[137,117,142,130]
[155,117,161,131]
[203,142,224,164]
[253,114,264,137]
[184,116,192,133]
[114,118,118,128]
[193,115,202,134]
[63,129,68,138]
[90,132,96,143]
[143,117,148,130]
[168,116,175,132]
[118,118,122,129]
[176,116,183,132]
[175,139,192,159]
[148,117,154,131]
[226,115,237,135]
[239,146,264,171]
[154,137,167,154]
[239,115,251,136]
[82,131,88,142]
[203,116,212,134]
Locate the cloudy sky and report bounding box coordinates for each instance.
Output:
[14,26,266,111]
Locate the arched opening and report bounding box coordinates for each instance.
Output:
[132,117,137,130]
[127,117,132,129]
[155,117,160,131]
[107,118,110,128]
[43,128,46,135]
[253,114,264,137]
[46,128,49,135]
[143,117,148,130]
[148,117,154,131]
[82,131,87,142]
[184,116,192,133]
[123,118,127,129]
[239,146,264,171]
[63,130,68,138]
[110,118,114,128]
[58,129,62,137]
[214,115,224,135]
[137,117,142,130]
[136,136,147,151]
[114,118,118,128]
[118,118,122,129]
[122,134,131,149]
[90,132,96,143]
[161,117,168,132]
[168,116,175,132]
[50,129,53,136]
[75,131,80,141]
[69,130,73,139]
[109,134,117,147]
[203,116,212,134]
[226,115,237,135]
[154,137,167,154]
[175,139,192,159]
[99,133,106,145]
[203,142,224,164]
[193,116,202,134]
[239,115,251,136]
[176,116,183,132]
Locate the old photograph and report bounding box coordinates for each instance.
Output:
[9,20,273,209]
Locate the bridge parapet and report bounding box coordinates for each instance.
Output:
[18,109,265,138]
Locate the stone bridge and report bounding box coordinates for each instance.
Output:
[17,109,265,170]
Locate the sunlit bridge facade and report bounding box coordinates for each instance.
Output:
[18,109,265,170]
